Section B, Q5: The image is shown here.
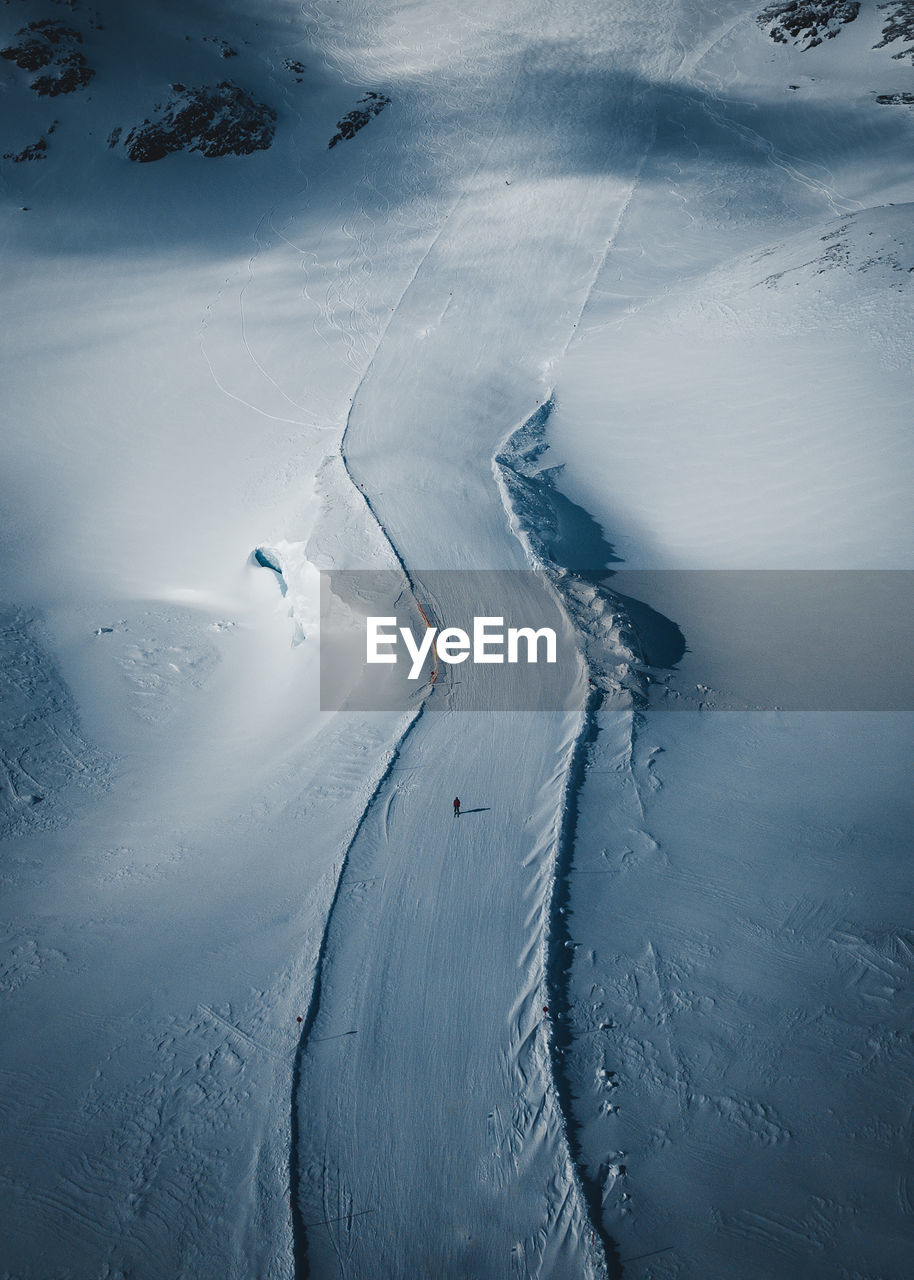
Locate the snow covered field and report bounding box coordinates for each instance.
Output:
[1,0,912,1276]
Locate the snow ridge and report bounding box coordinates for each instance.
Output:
[338,416,437,628]
[493,400,648,1279]
[493,401,644,701]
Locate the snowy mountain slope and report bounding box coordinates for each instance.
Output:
[564,709,914,1280]
[537,5,914,1275]
[1,0,912,1278]
[0,1,434,1274]
[549,203,914,574]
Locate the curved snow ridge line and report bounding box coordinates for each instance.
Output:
[546,685,621,1275]
[492,400,645,699]
[289,702,428,1279]
[338,405,441,684]
[491,401,646,1280]
[288,413,440,1277]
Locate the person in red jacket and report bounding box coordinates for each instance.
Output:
[453,796,460,817]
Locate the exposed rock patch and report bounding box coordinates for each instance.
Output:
[875,0,914,61]
[3,137,48,162]
[119,82,277,162]
[757,0,860,48]
[760,212,914,289]
[201,35,238,59]
[0,18,95,95]
[328,91,390,148]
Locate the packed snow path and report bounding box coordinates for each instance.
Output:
[294,708,596,1276]
[292,4,682,1271]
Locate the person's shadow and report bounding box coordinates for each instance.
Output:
[459,807,490,815]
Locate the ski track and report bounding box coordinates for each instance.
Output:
[293,277,610,1280]
[291,227,649,1280]
[292,693,610,1279]
[284,2,688,1270]
[293,388,611,1275]
[292,374,658,1276]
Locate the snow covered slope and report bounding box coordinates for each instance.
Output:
[541,5,914,1276]
[1,0,912,1276]
[1,1,422,1274]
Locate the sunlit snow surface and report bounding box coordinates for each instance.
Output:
[1,0,912,1277]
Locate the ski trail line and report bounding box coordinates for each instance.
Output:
[289,703,430,1278]
[294,412,610,1276]
[290,393,619,1276]
[289,8,678,1272]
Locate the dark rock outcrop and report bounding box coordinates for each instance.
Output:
[0,19,95,95]
[875,1,914,61]
[758,0,860,48]
[120,82,277,162]
[3,137,48,162]
[328,91,390,148]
